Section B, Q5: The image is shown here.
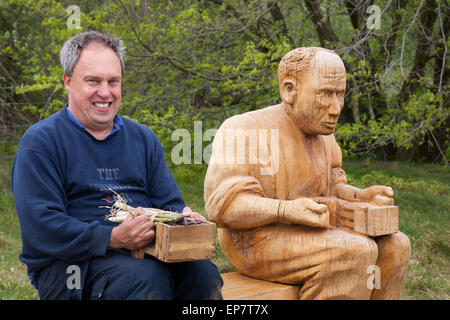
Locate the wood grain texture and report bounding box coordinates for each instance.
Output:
[354,206,398,236]
[312,196,398,236]
[203,47,410,299]
[221,272,299,300]
[132,221,216,262]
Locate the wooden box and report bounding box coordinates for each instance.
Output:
[132,221,217,262]
[312,197,398,237]
[353,205,398,236]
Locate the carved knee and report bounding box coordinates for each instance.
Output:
[330,233,378,268]
[377,231,411,267]
[394,232,412,262]
[354,236,379,266]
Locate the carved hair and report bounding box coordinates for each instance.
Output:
[60,31,125,77]
[277,47,339,85]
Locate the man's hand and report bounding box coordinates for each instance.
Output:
[108,207,155,250]
[359,185,394,205]
[279,198,329,228]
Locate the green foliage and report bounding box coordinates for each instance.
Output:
[336,88,448,160]
[1,0,448,163]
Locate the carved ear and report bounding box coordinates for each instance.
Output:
[280,79,296,105]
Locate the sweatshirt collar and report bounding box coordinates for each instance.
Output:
[65,106,123,138]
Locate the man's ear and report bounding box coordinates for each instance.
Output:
[63,73,71,92]
[280,79,296,105]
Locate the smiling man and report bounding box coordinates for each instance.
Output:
[204,47,411,299]
[64,40,123,140]
[11,31,223,300]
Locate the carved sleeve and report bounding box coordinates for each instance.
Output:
[328,134,348,188]
[327,134,363,201]
[204,115,280,230]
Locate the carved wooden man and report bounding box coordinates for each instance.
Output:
[204,47,411,299]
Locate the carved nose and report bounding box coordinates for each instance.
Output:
[329,93,341,116]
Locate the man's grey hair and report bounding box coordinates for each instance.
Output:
[60,31,125,77]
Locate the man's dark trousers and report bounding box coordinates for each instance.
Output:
[35,249,223,300]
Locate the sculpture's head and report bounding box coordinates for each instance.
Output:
[278,47,346,136]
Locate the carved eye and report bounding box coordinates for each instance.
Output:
[316,91,327,98]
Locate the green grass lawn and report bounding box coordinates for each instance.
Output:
[0,159,448,299]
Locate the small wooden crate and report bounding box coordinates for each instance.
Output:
[312,196,398,237]
[353,205,398,236]
[132,221,217,262]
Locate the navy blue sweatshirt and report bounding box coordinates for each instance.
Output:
[11,107,185,286]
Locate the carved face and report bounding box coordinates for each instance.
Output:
[288,51,346,136]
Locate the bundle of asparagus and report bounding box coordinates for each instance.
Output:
[100,189,205,226]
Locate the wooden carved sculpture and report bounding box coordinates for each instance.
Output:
[204,47,411,300]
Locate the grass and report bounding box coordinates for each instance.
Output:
[341,160,449,299]
[0,158,448,299]
[0,159,39,299]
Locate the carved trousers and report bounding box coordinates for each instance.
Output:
[219,224,411,299]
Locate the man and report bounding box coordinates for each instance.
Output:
[204,47,411,299]
[12,31,223,300]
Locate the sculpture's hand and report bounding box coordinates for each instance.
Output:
[279,198,329,228]
[359,185,394,205]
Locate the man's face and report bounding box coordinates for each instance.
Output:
[293,51,346,136]
[64,42,122,135]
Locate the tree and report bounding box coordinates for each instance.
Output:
[1,0,448,163]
